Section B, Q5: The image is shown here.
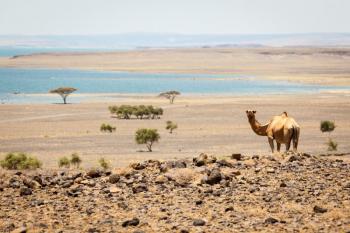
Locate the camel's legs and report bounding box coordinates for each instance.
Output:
[268,138,274,153]
[277,143,281,152]
[285,142,291,151]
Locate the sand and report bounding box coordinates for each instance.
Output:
[0,47,350,86]
[0,93,349,168]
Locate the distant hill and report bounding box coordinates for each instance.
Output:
[0,33,350,49]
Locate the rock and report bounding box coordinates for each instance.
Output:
[252,155,260,160]
[266,167,275,173]
[280,182,287,187]
[130,162,146,170]
[216,159,233,167]
[155,175,168,184]
[132,184,148,193]
[180,230,189,233]
[86,169,102,178]
[225,206,234,212]
[108,174,120,184]
[122,217,140,227]
[32,175,44,186]
[109,187,122,193]
[11,226,28,233]
[87,227,100,233]
[195,153,216,165]
[205,169,222,185]
[20,187,32,196]
[195,200,203,205]
[314,205,327,213]
[231,153,242,160]
[265,217,279,224]
[193,219,206,226]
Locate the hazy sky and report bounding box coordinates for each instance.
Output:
[1,0,349,35]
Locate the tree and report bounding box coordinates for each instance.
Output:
[135,128,160,152]
[320,120,337,151]
[49,87,77,104]
[166,121,178,133]
[159,91,180,104]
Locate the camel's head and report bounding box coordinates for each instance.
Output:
[246,110,256,120]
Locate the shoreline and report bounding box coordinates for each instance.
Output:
[0,47,349,86]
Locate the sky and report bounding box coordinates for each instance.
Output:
[0,0,349,35]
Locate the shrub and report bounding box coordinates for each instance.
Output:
[100,123,116,133]
[99,158,110,170]
[320,120,336,133]
[166,121,178,133]
[135,128,160,152]
[58,156,71,168]
[327,139,338,151]
[0,153,42,170]
[49,87,77,104]
[108,105,163,120]
[70,153,82,168]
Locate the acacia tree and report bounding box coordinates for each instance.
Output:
[135,128,160,152]
[166,121,178,134]
[159,91,180,104]
[49,87,77,104]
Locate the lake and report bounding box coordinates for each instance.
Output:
[0,68,346,103]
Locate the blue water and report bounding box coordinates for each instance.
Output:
[0,46,125,57]
[0,68,346,103]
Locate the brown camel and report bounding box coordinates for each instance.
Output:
[246,110,300,153]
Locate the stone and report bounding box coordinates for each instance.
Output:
[86,169,102,178]
[216,159,233,167]
[108,174,120,184]
[132,184,148,193]
[265,217,279,224]
[231,153,242,160]
[314,205,328,213]
[122,217,140,227]
[130,162,146,170]
[280,182,287,187]
[155,175,168,184]
[193,219,206,226]
[206,169,222,185]
[20,187,32,196]
[266,167,275,173]
[11,226,28,233]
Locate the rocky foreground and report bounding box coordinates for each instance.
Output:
[0,153,349,233]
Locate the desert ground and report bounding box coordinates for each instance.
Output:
[0,93,349,168]
[0,47,350,85]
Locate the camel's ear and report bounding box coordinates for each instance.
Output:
[253,111,256,114]
[246,110,248,113]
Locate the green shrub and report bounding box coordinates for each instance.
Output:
[70,153,82,168]
[327,139,338,151]
[320,120,336,133]
[135,128,160,152]
[58,156,71,168]
[99,158,110,170]
[166,121,178,133]
[0,153,42,170]
[108,105,163,120]
[100,123,116,133]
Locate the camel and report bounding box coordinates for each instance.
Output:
[246,110,300,153]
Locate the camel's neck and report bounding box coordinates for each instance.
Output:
[248,117,268,136]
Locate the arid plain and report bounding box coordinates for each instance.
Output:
[0,47,350,167]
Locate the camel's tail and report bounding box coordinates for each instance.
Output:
[292,125,300,151]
